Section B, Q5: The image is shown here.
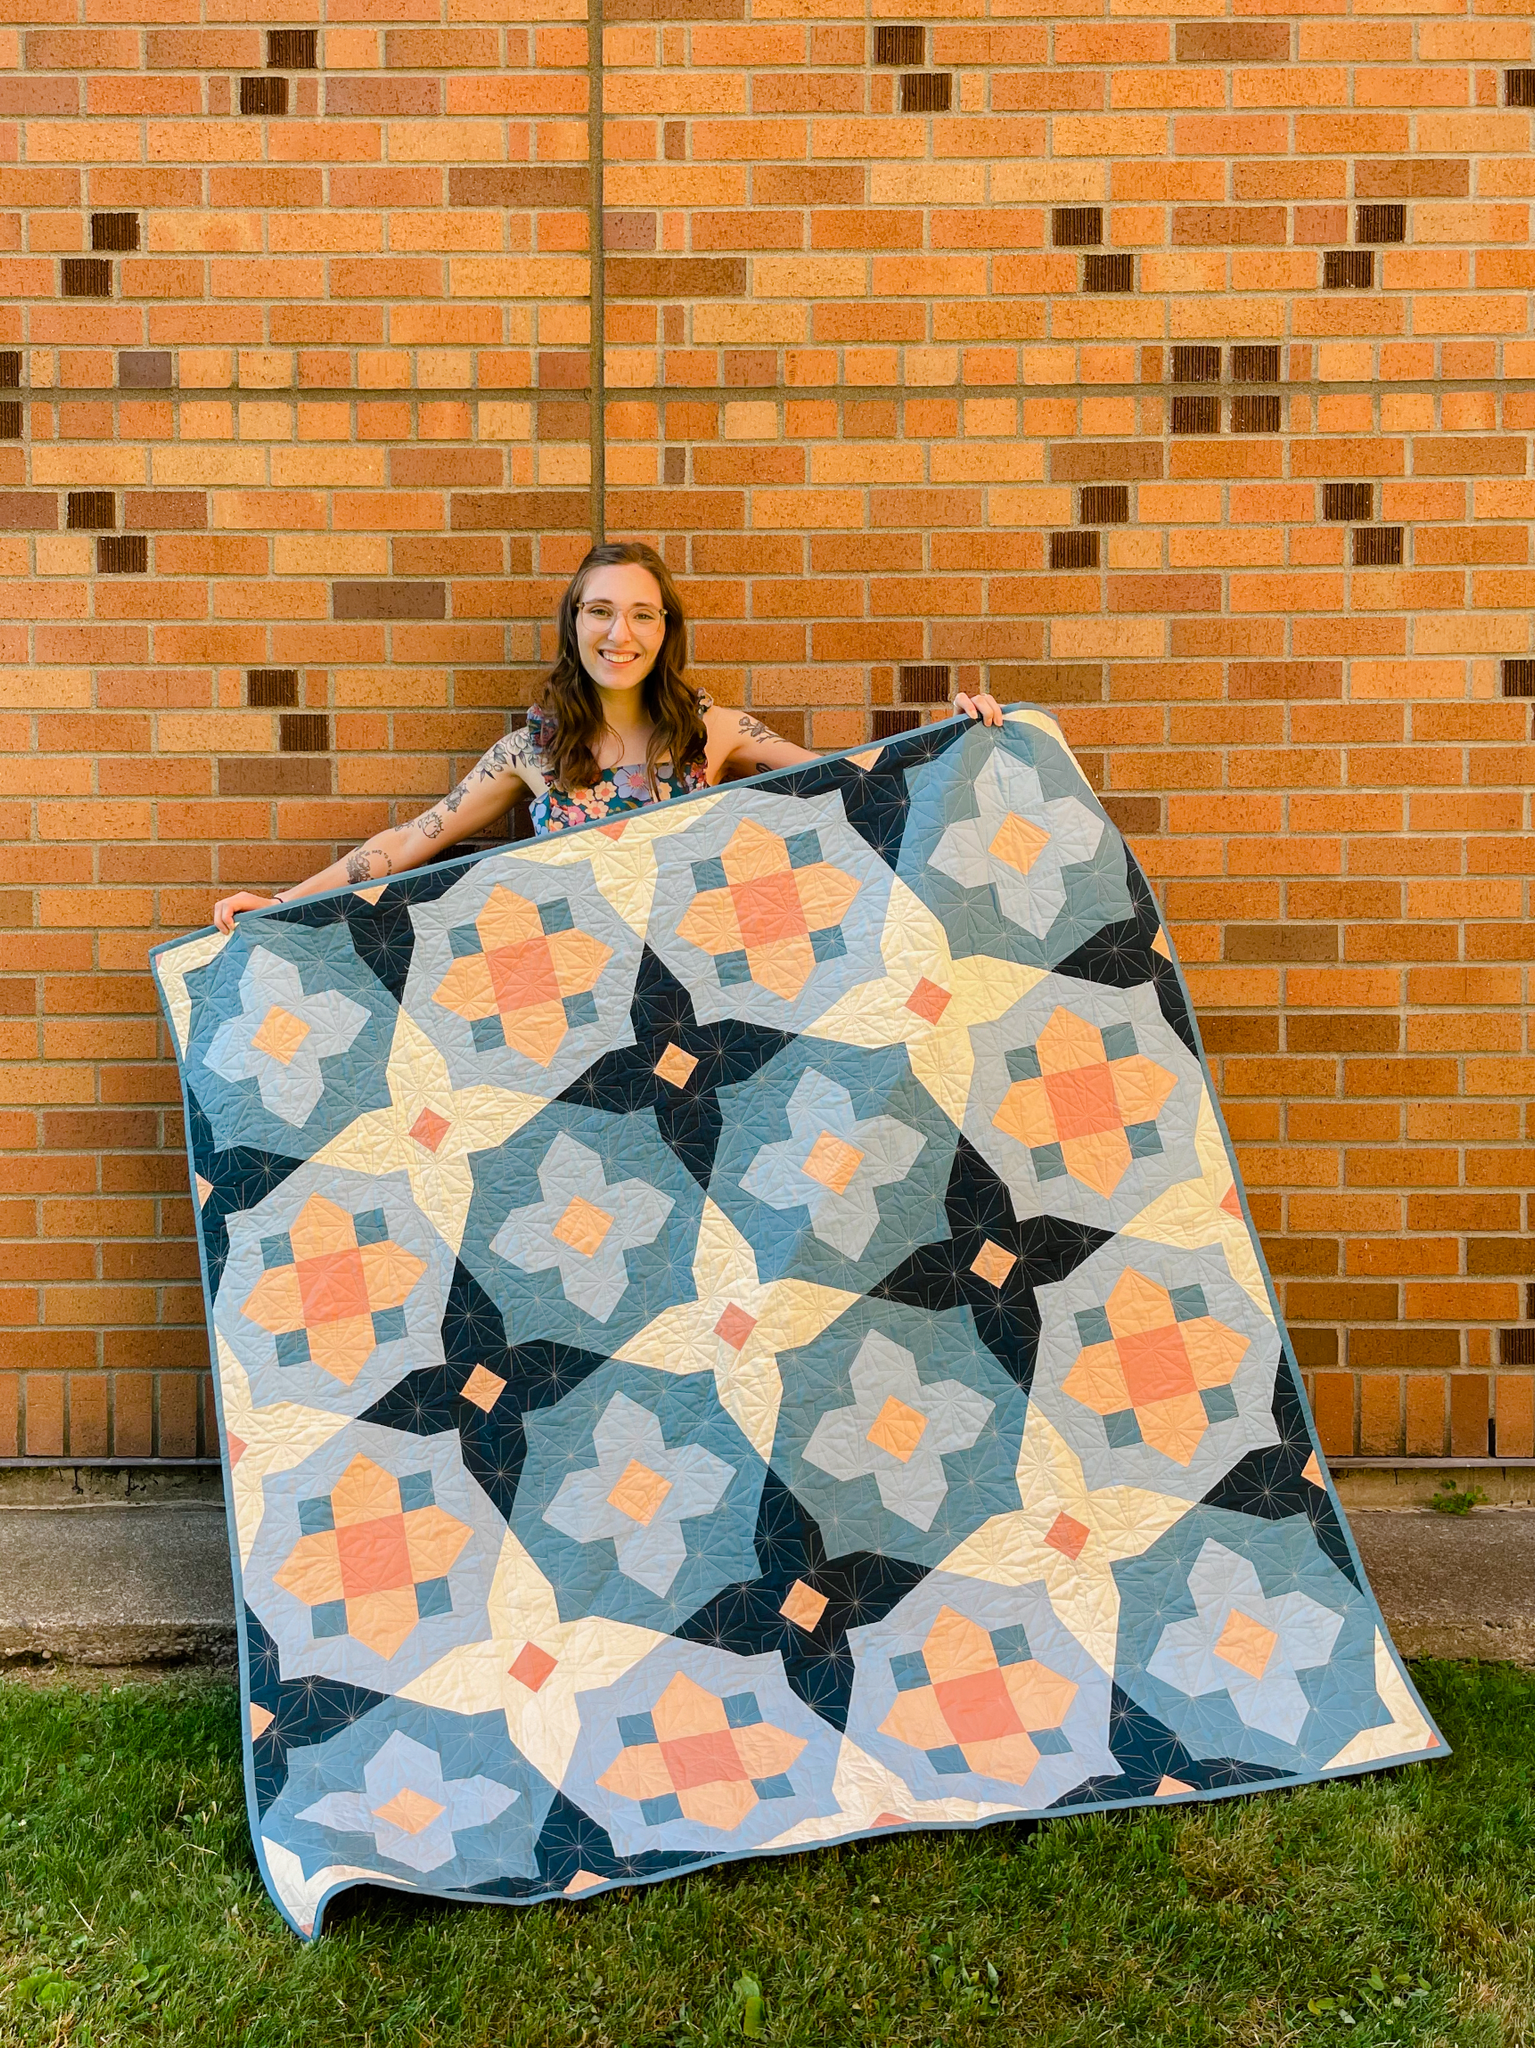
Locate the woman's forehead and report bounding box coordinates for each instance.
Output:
[581,561,664,605]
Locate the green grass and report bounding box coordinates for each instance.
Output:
[0,1663,1532,2047]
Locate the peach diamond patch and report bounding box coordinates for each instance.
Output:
[460,1363,507,1413]
[801,1130,864,1195]
[654,1042,699,1089]
[372,1787,446,1836]
[715,1302,757,1351]
[409,1107,451,1154]
[866,1395,928,1463]
[1044,1511,1090,1561]
[1214,1609,1278,1680]
[509,1642,558,1693]
[250,1005,311,1066]
[552,1195,615,1258]
[970,1239,1017,1288]
[905,977,951,1025]
[607,1458,673,1527]
[779,1579,830,1631]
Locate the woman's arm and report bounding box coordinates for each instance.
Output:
[211,734,533,933]
[707,706,819,782]
[707,694,1006,785]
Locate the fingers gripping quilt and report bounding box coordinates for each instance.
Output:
[152,708,1443,1940]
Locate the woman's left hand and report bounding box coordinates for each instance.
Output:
[954,692,1005,727]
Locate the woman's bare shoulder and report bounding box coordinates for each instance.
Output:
[478,720,547,795]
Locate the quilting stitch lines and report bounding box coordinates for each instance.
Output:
[152,709,1444,1939]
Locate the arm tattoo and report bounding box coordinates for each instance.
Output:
[417,809,445,841]
[344,847,394,884]
[442,776,470,815]
[475,738,515,784]
[736,713,776,744]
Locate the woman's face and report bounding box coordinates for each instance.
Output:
[574,562,667,693]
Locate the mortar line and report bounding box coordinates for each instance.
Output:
[588,0,605,546]
[39,382,1530,403]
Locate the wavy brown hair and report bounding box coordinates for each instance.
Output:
[529,541,705,798]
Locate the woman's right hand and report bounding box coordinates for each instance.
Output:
[213,891,277,934]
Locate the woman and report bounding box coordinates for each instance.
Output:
[213,541,1003,931]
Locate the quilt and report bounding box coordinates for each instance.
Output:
[152,709,1443,1939]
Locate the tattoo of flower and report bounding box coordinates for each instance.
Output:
[475,738,513,784]
[736,713,775,744]
[344,848,392,884]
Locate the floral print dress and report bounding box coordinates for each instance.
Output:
[509,695,713,836]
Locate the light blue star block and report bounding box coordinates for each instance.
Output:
[739,1069,927,1261]
[542,1390,735,1598]
[1146,1538,1345,1746]
[803,1329,994,1534]
[298,1730,519,1876]
[491,1132,674,1323]
[202,945,369,1129]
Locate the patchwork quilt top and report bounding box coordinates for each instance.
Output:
[153,710,1442,1939]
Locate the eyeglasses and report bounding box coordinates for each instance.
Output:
[576,601,666,632]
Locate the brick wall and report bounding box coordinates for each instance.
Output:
[2,2,1533,1465]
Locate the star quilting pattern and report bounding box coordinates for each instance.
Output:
[205,946,369,1127]
[152,712,1442,1939]
[240,1193,425,1389]
[432,885,612,1065]
[677,819,860,1002]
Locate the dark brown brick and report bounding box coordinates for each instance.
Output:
[1228,662,1343,700]
[536,353,590,389]
[605,0,744,17]
[1291,1329,1339,1367]
[0,493,57,531]
[605,257,747,299]
[1288,1014,1400,1053]
[1353,159,1469,199]
[753,166,864,206]
[1203,1015,1281,1053]
[1467,1238,1535,1275]
[1172,207,1288,246]
[724,350,777,385]
[1051,443,1163,482]
[325,77,442,117]
[987,663,1103,703]
[1099,794,1161,835]
[604,489,744,530]
[123,491,206,531]
[1349,1329,1459,1366]
[118,350,173,388]
[217,757,331,796]
[1450,1373,1491,1456]
[1225,924,1340,962]
[1264,1236,1341,1275]
[1110,574,1221,612]
[1176,21,1290,60]
[1288,1282,1399,1321]
[332,581,447,621]
[449,168,590,208]
[603,211,656,251]
[452,492,591,530]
